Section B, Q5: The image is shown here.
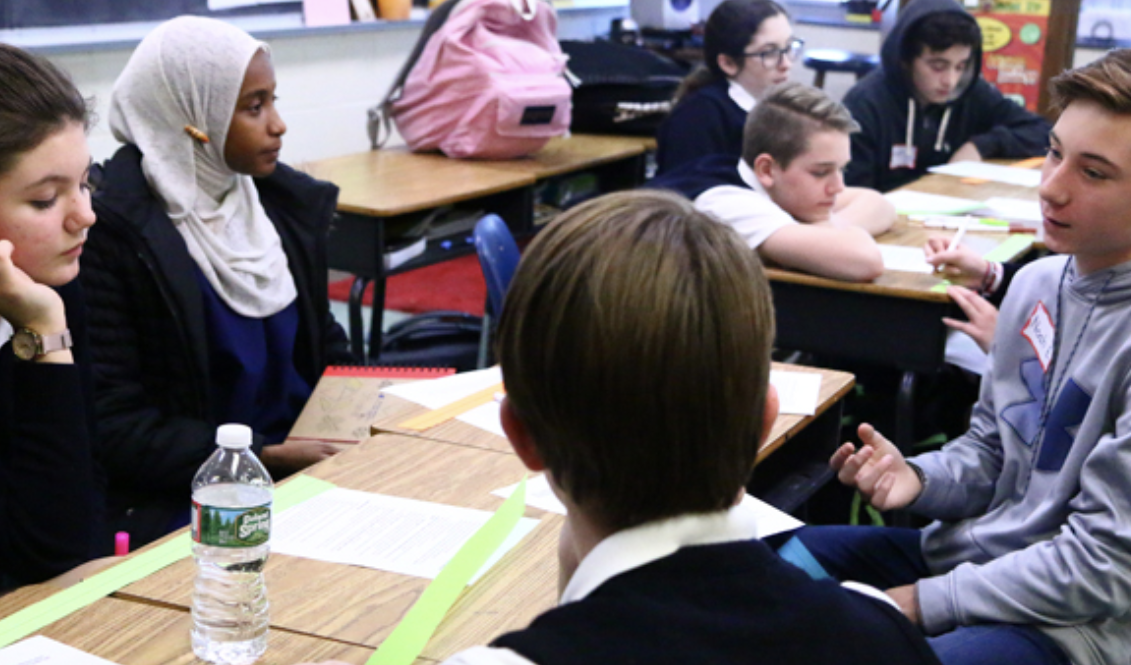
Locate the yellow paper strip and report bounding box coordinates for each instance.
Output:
[397,382,504,431]
[367,476,528,665]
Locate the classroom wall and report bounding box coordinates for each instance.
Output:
[44,7,624,166]
[46,10,1103,167]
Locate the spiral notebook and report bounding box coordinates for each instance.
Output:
[287,365,456,444]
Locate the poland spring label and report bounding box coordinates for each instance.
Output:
[192,501,272,547]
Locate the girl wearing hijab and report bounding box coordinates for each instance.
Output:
[0,44,102,588]
[83,16,355,548]
[654,0,801,176]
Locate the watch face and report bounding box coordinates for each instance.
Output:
[12,330,40,360]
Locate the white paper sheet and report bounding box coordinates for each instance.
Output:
[383,366,502,410]
[493,474,567,514]
[769,370,822,416]
[456,401,505,438]
[734,494,805,538]
[0,637,118,665]
[271,488,538,583]
[928,162,1042,187]
[879,245,934,274]
[944,328,990,376]
[884,190,983,215]
[978,197,1042,224]
[488,481,804,539]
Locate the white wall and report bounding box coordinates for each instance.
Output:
[45,7,625,166]
[45,12,1102,166]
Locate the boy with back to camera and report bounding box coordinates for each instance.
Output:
[781,49,1131,665]
[842,0,1049,192]
[650,81,895,283]
[301,189,940,665]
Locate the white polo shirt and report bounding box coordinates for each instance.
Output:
[693,159,797,250]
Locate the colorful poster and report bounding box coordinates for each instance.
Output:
[971,0,1051,111]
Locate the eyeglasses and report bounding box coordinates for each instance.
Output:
[744,39,805,69]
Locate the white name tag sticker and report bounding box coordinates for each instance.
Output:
[890,144,918,170]
[1022,301,1056,371]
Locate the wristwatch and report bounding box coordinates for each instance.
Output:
[12,327,73,361]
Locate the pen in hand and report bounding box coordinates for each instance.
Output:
[947,217,968,252]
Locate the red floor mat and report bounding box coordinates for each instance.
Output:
[328,253,486,317]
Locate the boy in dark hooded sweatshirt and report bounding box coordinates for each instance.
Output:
[843,0,1049,192]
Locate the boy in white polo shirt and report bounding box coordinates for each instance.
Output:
[650,81,895,282]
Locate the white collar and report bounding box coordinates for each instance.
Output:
[560,495,767,605]
[737,159,771,198]
[728,80,757,112]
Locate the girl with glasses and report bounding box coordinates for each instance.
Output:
[655,0,802,176]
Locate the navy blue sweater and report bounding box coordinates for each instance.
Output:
[493,539,941,664]
[656,77,748,177]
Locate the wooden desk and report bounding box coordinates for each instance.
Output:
[1,595,383,664]
[116,435,560,661]
[769,173,1037,451]
[303,135,652,360]
[302,149,535,359]
[368,363,855,513]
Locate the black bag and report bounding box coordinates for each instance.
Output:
[377,311,483,372]
[560,40,686,136]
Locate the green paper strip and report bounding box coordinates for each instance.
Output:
[368,476,528,665]
[983,234,1036,263]
[930,281,950,293]
[0,473,336,648]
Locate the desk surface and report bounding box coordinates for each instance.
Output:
[769,170,1039,301]
[367,362,854,463]
[117,434,559,660]
[0,594,385,665]
[476,134,651,179]
[301,148,535,218]
[302,134,655,218]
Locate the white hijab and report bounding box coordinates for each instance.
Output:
[109,16,296,318]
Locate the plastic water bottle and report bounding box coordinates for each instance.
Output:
[191,424,273,665]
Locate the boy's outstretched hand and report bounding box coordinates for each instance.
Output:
[830,424,923,511]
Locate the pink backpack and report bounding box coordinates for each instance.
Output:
[367,0,572,159]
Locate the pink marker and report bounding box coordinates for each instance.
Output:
[115,531,130,556]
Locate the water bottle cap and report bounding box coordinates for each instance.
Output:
[216,423,253,449]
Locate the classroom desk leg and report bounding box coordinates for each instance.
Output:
[895,370,917,455]
[367,276,388,363]
[348,276,372,361]
[892,370,918,528]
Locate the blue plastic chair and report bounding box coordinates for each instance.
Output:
[472,214,521,367]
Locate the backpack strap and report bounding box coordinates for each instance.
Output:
[366,0,466,149]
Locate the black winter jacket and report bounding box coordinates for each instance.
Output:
[1,281,103,587]
[842,0,1050,192]
[83,145,354,547]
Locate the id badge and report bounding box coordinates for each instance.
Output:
[1021,301,1056,371]
[890,144,917,170]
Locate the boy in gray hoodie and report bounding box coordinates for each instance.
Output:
[781,49,1131,665]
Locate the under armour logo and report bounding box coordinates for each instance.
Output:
[1001,358,1090,471]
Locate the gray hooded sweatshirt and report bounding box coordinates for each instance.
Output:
[912,254,1131,665]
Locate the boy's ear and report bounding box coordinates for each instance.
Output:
[752,153,777,189]
[717,53,741,79]
[760,384,780,446]
[500,396,547,472]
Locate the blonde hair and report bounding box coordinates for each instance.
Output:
[742,81,859,168]
[497,190,775,531]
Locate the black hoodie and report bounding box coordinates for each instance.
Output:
[842,0,1050,192]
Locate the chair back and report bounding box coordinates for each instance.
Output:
[473,214,521,316]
